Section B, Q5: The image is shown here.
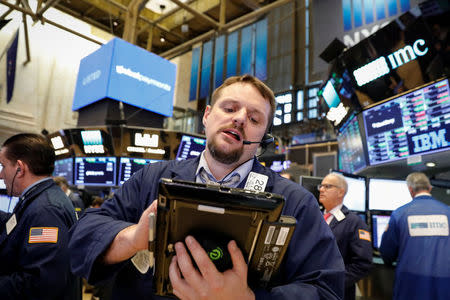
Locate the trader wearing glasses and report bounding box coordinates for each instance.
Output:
[318,173,372,300]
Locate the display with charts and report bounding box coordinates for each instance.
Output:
[53,157,74,185]
[74,157,117,186]
[337,114,367,173]
[363,78,450,166]
[368,178,412,211]
[371,214,391,249]
[175,135,206,161]
[118,157,161,185]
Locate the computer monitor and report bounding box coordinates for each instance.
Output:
[333,171,366,212]
[0,194,19,213]
[118,157,161,185]
[337,113,367,174]
[369,178,412,211]
[0,179,5,190]
[299,176,323,209]
[74,157,117,186]
[53,157,74,185]
[175,135,206,161]
[371,214,391,250]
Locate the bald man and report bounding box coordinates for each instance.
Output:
[319,173,372,300]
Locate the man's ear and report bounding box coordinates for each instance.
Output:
[16,160,26,177]
[202,105,212,127]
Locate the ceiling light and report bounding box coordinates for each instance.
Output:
[160,36,165,43]
[426,162,436,167]
[181,23,189,33]
[113,21,118,26]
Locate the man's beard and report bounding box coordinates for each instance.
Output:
[207,135,243,165]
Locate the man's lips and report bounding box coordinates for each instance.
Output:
[221,128,243,142]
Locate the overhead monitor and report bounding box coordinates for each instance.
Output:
[362,78,450,166]
[118,157,161,185]
[337,113,367,173]
[333,171,366,212]
[322,79,341,109]
[299,176,323,209]
[371,214,391,250]
[0,194,19,213]
[368,178,412,211]
[53,157,74,185]
[269,160,291,173]
[74,157,117,186]
[175,135,206,161]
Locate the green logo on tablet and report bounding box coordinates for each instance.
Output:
[209,247,223,260]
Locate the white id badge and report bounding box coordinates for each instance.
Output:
[244,172,268,192]
[6,214,17,235]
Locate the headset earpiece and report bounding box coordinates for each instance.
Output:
[16,167,21,173]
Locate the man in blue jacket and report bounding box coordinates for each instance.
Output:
[380,172,450,300]
[69,75,345,299]
[0,133,81,299]
[319,173,372,300]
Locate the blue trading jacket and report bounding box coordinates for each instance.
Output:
[328,206,372,300]
[0,178,81,299]
[69,157,345,299]
[380,195,450,300]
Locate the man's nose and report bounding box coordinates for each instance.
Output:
[232,108,247,127]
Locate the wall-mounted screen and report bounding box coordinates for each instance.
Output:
[118,157,161,185]
[334,171,366,212]
[53,157,74,185]
[371,214,391,250]
[0,194,19,213]
[175,135,206,161]
[74,157,117,186]
[369,178,412,211]
[363,78,450,166]
[337,114,367,173]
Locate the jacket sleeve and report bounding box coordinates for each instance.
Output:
[69,166,157,284]
[254,185,345,299]
[0,205,73,299]
[344,218,373,287]
[379,214,399,266]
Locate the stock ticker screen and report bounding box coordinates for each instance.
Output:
[175,135,206,161]
[53,157,74,185]
[118,157,160,185]
[74,157,117,186]
[337,114,367,173]
[362,78,450,165]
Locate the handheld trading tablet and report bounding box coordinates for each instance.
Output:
[151,178,297,297]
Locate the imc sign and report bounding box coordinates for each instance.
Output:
[72,38,176,117]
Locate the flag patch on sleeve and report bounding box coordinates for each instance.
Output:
[28,227,58,243]
[358,229,371,242]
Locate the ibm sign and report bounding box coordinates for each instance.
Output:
[342,0,410,31]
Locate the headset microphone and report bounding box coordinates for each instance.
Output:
[242,134,274,146]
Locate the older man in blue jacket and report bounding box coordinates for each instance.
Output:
[380,172,450,300]
[0,133,81,299]
[69,75,345,299]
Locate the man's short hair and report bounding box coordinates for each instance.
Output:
[211,75,276,130]
[330,172,348,196]
[406,172,432,193]
[2,133,55,176]
[53,176,69,188]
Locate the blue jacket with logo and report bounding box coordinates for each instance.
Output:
[328,206,372,300]
[69,157,345,299]
[0,178,81,299]
[380,195,450,300]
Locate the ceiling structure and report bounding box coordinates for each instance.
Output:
[0,0,291,59]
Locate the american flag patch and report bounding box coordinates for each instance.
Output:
[28,227,58,243]
[358,229,371,242]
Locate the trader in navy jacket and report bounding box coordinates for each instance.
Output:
[0,133,81,299]
[319,173,372,300]
[380,172,450,300]
[69,75,345,299]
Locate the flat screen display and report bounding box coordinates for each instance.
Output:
[118,157,161,185]
[53,158,74,185]
[322,80,341,108]
[74,157,117,186]
[337,114,367,173]
[299,176,323,209]
[334,171,366,212]
[372,214,390,249]
[369,178,412,211]
[363,78,450,165]
[0,179,5,190]
[176,135,206,161]
[0,194,19,213]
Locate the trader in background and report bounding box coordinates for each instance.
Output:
[69,75,345,299]
[0,133,81,300]
[54,176,85,218]
[319,172,372,300]
[380,172,450,300]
